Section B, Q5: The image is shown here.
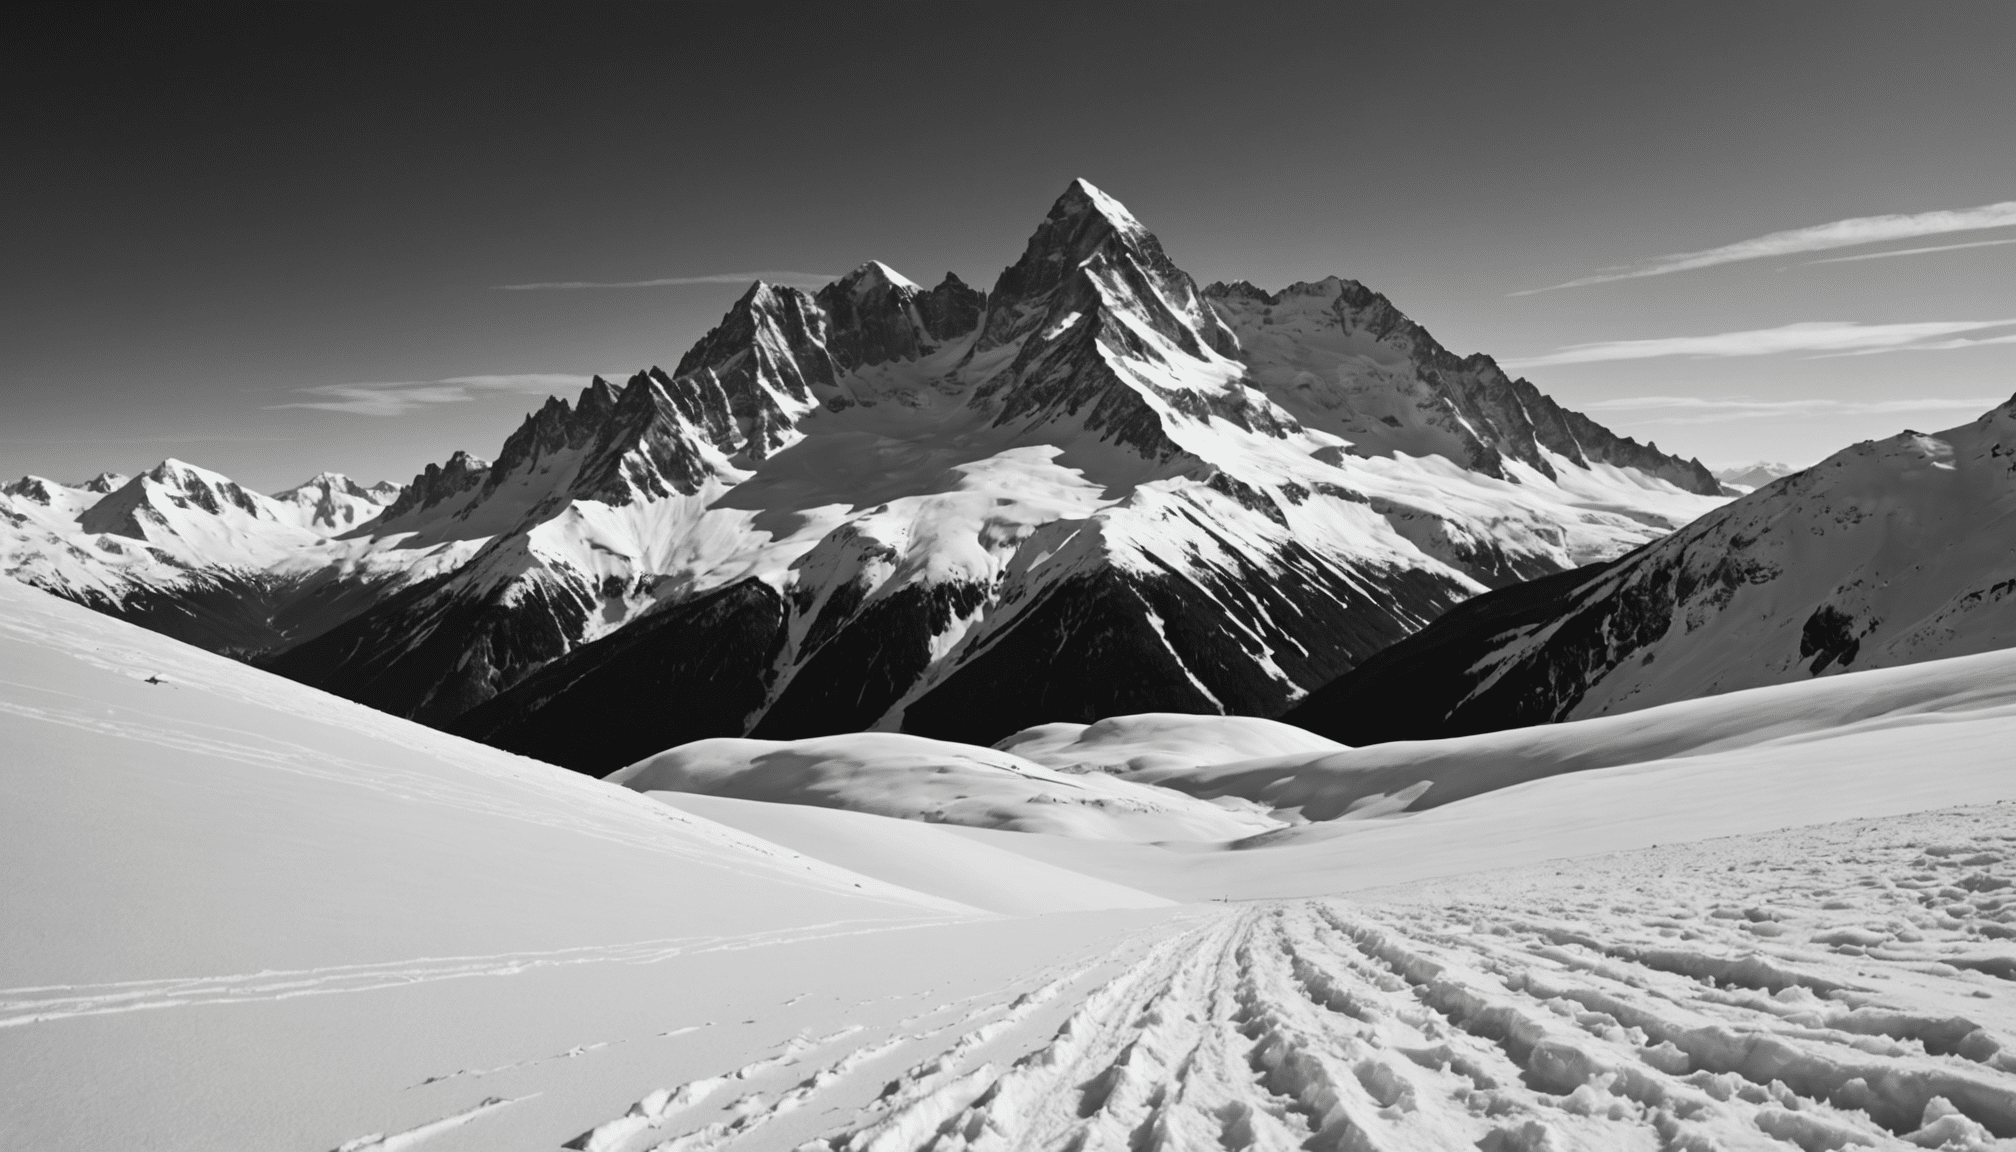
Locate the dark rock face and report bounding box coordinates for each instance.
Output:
[915,273,985,342]
[812,264,985,370]
[904,548,1469,748]
[1280,560,1625,745]
[751,580,992,740]
[1800,605,1865,673]
[373,450,491,526]
[75,472,130,495]
[452,580,789,775]
[61,569,392,658]
[267,546,599,726]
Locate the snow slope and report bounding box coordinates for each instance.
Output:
[14,574,2016,1149]
[612,731,1279,842]
[997,712,1347,774]
[792,812,2016,1151]
[1141,643,2016,823]
[0,575,1087,1149]
[1287,397,2016,745]
[649,792,1172,916]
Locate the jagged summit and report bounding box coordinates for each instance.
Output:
[1205,277,1721,495]
[974,179,1227,359]
[272,471,402,532]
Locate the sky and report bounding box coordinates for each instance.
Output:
[5,2,2014,491]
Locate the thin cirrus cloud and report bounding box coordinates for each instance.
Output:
[1804,237,2016,266]
[493,270,839,290]
[1512,200,2016,295]
[1577,395,2004,426]
[268,374,602,417]
[1502,319,2016,369]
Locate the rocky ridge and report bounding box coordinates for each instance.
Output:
[6,180,1727,768]
[1287,399,2016,745]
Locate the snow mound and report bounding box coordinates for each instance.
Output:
[611,731,1282,842]
[998,711,1346,774]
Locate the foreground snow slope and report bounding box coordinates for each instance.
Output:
[0,578,1184,1150]
[787,809,2016,1151]
[650,792,1173,916]
[16,574,2016,1149]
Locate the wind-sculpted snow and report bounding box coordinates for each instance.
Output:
[8,179,1725,757]
[997,712,1347,774]
[1150,643,2016,823]
[612,731,1281,843]
[1289,396,2016,745]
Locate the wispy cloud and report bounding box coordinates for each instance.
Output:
[1805,237,2016,266]
[1578,395,2003,425]
[494,270,838,291]
[1513,200,2016,294]
[1503,319,2016,369]
[268,373,600,417]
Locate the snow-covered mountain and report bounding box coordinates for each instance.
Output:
[269,471,401,532]
[1287,397,2016,744]
[0,461,461,655]
[1715,460,1800,492]
[8,181,1723,766]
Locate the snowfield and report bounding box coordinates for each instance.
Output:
[11,568,2016,1150]
[613,732,1282,842]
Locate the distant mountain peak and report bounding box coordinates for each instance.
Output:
[74,471,129,494]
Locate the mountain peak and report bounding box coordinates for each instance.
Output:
[839,260,919,294]
[1052,177,1145,234]
[976,179,1220,356]
[73,471,129,494]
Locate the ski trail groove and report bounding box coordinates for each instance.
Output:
[755,809,2016,1150]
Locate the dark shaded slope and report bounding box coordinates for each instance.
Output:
[904,552,1468,747]
[449,580,789,775]
[1280,558,1622,745]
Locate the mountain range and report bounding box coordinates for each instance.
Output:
[1715,460,1800,491]
[1288,400,2016,745]
[2,180,1725,772]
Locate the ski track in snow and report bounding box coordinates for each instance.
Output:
[519,805,2016,1151]
[0,919,969,1030]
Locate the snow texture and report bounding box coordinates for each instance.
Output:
[11,573,2016,1148]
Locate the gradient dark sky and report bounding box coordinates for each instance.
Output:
[7,2,2015,490]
